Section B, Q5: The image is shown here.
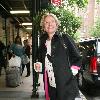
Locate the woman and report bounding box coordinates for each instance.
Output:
[10,36,24,58]
[10,36,24,74]
[35,13,82,100]
[0,41,6,76]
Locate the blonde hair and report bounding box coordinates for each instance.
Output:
[40,13,60,31]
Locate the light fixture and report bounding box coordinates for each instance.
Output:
[26,27,32,29]
[10,10,30,14]
[21,23,32,25]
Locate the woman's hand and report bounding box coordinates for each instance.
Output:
[34,62,42,72]
[71,68,78,76]
[71,65,80,76]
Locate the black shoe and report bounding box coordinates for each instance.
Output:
[25,74,30,77]
[36,83,40,87]
[31,92,39,98]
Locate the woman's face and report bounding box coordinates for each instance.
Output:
[44,15,58,35]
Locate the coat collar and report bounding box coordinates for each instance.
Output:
[42,31,60,39]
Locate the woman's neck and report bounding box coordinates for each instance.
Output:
[48,33,55,40]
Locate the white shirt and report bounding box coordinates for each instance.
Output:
[45,40,56,88]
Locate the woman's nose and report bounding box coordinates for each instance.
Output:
[48,22,52,26]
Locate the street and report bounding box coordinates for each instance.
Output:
[81,86,100,100]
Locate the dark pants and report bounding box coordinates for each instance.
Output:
[22,62,30,76]
[0,57,6,75]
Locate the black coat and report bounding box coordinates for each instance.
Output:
[38,32,82,100]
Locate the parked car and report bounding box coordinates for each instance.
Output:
[77,38,100,90]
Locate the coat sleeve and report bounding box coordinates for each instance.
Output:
[63,34,82,68]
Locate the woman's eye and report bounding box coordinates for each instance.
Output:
[44,22,49,24]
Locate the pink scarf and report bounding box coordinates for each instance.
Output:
[44,69,50,100]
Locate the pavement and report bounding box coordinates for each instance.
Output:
[0,56,87,100]
[0,56,45,100]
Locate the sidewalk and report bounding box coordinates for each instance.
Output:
[0,56,87,100]
[0,57,45,100]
